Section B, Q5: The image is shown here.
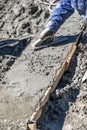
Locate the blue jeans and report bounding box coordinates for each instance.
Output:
[45,0,87,33]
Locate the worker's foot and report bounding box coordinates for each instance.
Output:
[30,28,54,48]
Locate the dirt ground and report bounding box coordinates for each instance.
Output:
[0,0,87,130]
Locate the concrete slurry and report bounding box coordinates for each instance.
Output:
[0,11,83,121]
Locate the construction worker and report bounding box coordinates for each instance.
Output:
[32,0,87,48]
[40,0,87,38]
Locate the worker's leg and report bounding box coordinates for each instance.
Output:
[40,0,74,39]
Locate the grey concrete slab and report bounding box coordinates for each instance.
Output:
[0,11,83,122]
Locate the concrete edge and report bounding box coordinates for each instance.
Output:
[27,23,86,130]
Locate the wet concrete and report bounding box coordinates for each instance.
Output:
[0,11,83,125]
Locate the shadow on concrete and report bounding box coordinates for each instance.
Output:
[0,37,31,57]
[0,37,31,77]
[51,34,78,46]
[34,34,78,51]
